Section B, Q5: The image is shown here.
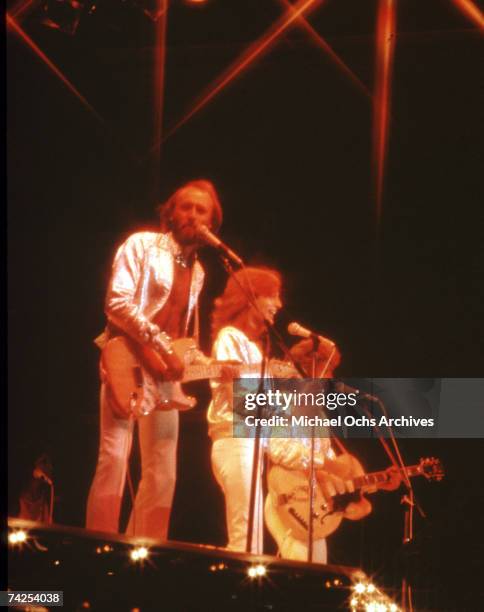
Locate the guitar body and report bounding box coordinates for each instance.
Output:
[102,336,146,419]
[101,336,198,418]
[266,457,444,548]
[266,465,343,542]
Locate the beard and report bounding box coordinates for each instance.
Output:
[171,220,200,246]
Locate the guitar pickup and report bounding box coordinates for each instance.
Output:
[132,366,144,388]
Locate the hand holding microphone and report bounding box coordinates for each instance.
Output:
[288,321,341,374]
[287,321,336,349]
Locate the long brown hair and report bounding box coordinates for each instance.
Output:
[211,267,281,339]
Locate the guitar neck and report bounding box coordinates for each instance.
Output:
[353,464,422,492]
[183,363,257,382]
[183,359,298,383]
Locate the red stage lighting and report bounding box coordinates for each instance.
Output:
[450,0,484,29]
[373,0,396,224]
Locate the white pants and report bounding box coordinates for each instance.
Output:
[86,384,178,538]
[211,438,264,554]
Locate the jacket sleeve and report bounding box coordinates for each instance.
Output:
[213,329,250,363]
[268,437,334,470]
[105,234,165,348]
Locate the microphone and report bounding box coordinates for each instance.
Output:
[196,225,243,267]
[287,322,335,348]
[333,381,379,403]
[33,467,53,486]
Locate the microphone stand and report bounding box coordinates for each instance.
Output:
[307,342,318,563]
[373,396,426,612]
[245,331,270,554]
[302,336,338,564]
[357,394,426,612]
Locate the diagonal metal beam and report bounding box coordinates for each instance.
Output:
[147,0,324,155]
[7,13,104,123]
[449,0,484,29]
[10,0,38,20]
[277,0,372,98]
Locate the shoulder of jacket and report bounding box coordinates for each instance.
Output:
[119,231,164,252]
[216,326,247,344]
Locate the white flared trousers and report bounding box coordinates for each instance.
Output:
[86,384,178,538]
[211,437,264,554]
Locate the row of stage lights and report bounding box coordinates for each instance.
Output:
[350,581,399,612]
[8,528,399,611]
[10,529,265,574]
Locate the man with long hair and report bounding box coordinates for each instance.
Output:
[208,267,283,553]
[86,179,222,539]
[208,267,373,561]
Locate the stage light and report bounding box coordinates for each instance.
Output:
[184,0,209,5]
[40,0,85,36]
[247,567,258,578]
[9,530,27,545]
[350,578,399,611]
[255,564,266,576]
[130,546,149,561]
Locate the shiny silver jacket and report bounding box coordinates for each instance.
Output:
[102,231,204,350]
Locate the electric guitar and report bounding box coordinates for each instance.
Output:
[265,457,444,542]
[101,335,297,418]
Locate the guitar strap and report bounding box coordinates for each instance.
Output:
[332,436,349,456]
[192,302,200,343]
[331,402,399,470]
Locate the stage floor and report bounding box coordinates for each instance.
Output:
[7,517,377,611]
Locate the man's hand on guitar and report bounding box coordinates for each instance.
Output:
[318,471,352,498]
[379,466,402,491]
[162,351,185,381]
[344,496,372,520]
[319,453,373,520]
[216,361,242,383]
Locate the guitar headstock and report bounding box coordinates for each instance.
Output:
[418,457,445,482]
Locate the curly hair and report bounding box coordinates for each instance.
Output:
[157,180,223,233]
[211,267,282,339]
